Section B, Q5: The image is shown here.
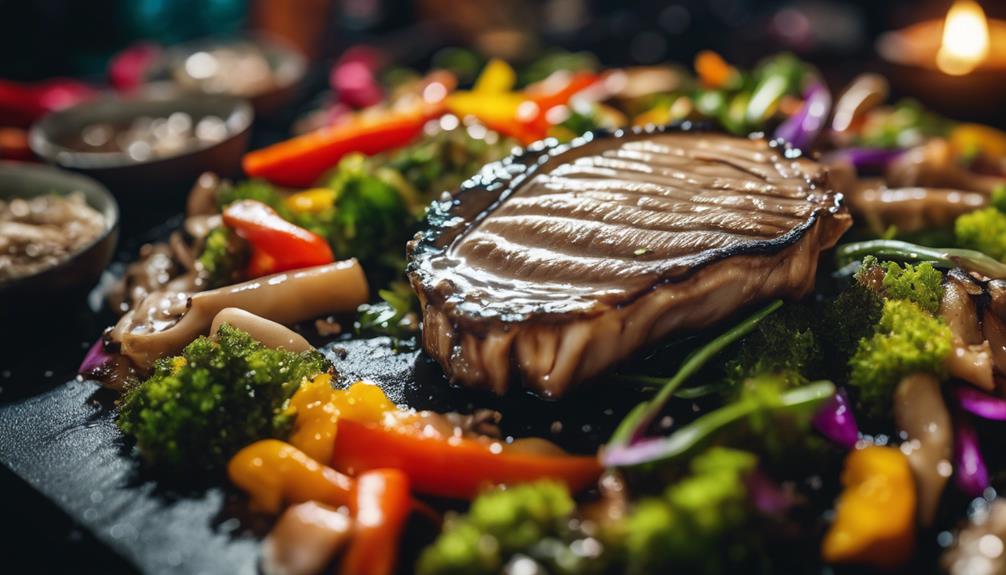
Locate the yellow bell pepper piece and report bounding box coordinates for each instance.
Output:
[445,91,526,124]
[229,380,399,513]
[950,123,1006,160]
[474,58,517,93]
[287,377,397,464]
[285,188,337,214]
[288,373,340,463]
[822,446,915,570]
[228,439,354,514]
[331,381,397,424]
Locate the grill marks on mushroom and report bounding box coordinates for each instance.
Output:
[409,129,851,397]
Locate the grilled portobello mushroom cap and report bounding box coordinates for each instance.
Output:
[407,125,851,398]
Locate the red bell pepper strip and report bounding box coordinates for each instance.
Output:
[222,200,334,276]
[527,71,600,112]
[339,469,412,575]
[243,106,442,187]
[522,71,601,139]
[0,79,95,127]
[331,418,602,500]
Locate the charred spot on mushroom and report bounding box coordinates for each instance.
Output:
[407,127,851,397]
[937,269,1006,390]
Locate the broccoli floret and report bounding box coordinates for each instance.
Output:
[822,283,884,369]
[196,227,249,288]
[956,206,1006,262]
[117,324,330,472]
[848,299,952,414]
[879,260,944,314]
[387,126,514,203]
[991,184,1006,213]
[417,480,576,575]
[855,256,944,313]
[721,305,819,388]
[219,159,415,277]
[322,154,414,264]
[624,448,757,574]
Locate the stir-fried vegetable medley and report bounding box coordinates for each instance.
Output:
[91,47,1006,575]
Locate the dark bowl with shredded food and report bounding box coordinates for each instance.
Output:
[28,88,252,220]
[0,162,118,307]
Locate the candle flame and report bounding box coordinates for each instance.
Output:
[936,0,990,75]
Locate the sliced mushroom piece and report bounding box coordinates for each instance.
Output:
[261,501,353,575]
[831,73,889,136]
[942,272,995,390]
[887,140,1005,195]
[894,373,953,527]
[983,309,1006,378]
[169,230,196,272]
[844,185,986,235]
[948,344,996,393]
[114,260,368,369]
[988,280,1006,320]
[210,308,314,352]
[187,171,223,217]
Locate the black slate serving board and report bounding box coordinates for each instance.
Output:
[0,331,646,574]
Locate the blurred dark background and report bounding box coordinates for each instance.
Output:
[2,0,1004,79]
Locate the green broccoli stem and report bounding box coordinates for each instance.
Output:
[608,300,783,449]
[604,380,835,468]
[837,239,1006,279]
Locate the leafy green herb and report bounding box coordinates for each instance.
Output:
[355,281,419,342]
[608,300,783,449]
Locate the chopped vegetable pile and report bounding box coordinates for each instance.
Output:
[87,45,1006,575]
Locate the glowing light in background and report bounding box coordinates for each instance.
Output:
[936,0,990,75]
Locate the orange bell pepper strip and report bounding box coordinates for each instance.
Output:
[331,417,602,499]
[339,469,412,575]
[522,71,601,137]
[227,439,355,514]
[526,71,601,112]
[243,106,442,188]
[695,50,737,89]
[222,200,334,276]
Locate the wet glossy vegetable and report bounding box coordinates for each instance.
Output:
[822,446,915,569]
[227,439,355,514]
[223,200,334,276]
[243,106,440,187]
[339,469,412,575]
[332,417,601,499]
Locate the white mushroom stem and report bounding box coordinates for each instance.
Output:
[120,260,368,368]
[210,308,314,352]
[894,373,953,528]
[261,501,353,575]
